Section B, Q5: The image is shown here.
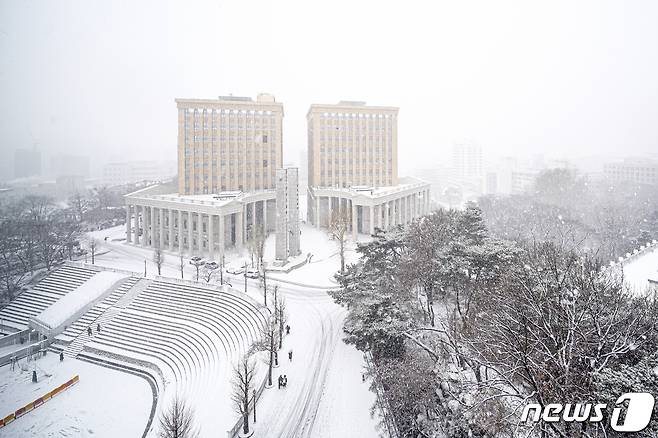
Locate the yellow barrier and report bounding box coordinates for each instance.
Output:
[0,376,79,429]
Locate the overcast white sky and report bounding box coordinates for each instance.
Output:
[1,0,657,179]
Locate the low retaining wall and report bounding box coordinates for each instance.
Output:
[0,329,32,348]
[0,375,79,429]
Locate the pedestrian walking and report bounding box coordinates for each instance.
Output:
[278,375,283,389]
[59,351,64,362]
[283,375,288,387]
[285,324,290,335]
[97,323,101,333]
[87,326,92,336]
[288,350,293,362]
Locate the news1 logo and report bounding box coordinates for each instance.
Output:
[521,393,655,432]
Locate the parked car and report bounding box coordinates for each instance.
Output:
[226,266,244,275]
[245,268,260,279]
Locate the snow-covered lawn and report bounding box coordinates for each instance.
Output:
[619,246,658,295]
[0,354,152,438]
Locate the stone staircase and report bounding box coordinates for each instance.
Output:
[61,278,151,358]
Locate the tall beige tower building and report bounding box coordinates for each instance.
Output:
[176,94,283,195]
[307,101,431,236]
[307,101,398,188]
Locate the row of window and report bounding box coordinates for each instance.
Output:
[185,108,277,115]
[318,112,395,119]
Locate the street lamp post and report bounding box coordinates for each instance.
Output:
[243,262,248,293]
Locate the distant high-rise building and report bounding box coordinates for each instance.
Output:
[275,167,300,262]
[603,158,658,186]
[176,94,283,195]
[452,142,483,193]
[307,101,398,188]
[14,148,41,179]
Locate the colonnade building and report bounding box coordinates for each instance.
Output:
[126,94,281,257]
[307,101,431,234]
[125,184,274,258]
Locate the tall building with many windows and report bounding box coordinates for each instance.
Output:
[307,101,430,237]
[177,94,283,195]
[307,101,398,188]
[125,94,281,258]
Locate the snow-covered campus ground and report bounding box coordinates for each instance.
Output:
[0,224,383,438]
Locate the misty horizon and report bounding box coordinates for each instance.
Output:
[1,0,657,181]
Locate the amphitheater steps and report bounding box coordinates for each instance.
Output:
[62,278,150,358]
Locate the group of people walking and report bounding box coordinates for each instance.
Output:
[86,323,102,337]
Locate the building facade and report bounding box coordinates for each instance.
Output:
[309,177,431,239]
[177,94,283,195]
[307,101,429,234]
[604,159,658,186]
[307,101,398,188]
[125,185,275,258]
[275,167,300,261]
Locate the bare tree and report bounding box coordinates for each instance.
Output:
[89,238,98,265]
[153,245,165,276]
[252,316,279,388]
[328,209,350,273]
[251,224,267,269]
[231,353,257,436]
[275,296,288,350]
[158,395,199,438]
[189,256,205,281]
[68,191,89,223]
[179,253,185,279]
[202,261,219,283]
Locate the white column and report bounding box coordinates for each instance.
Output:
[125,205,132,243]
[218,214,225,259]
[316,195,321,229]
[168,209,174,251]
[208,214,215,259]
[384,202,390,229]
[369,205,375,235]
[377,204,383,229]
[149,207,157,248]
[142,206,149,247]
[236,212,243,248]
[351,201,357,240]
[188,211,193,254]
[252,202,257,232]
[197,212,203,255]
[158,208,164,248]
[178,210,183,253]
[134,205,140,245]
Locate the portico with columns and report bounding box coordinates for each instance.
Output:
[125,185,275,260]
[308,177,431,239]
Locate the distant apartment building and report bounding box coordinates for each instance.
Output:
[14,148,41,179]
[104,161,177,186]
[452,142,483,195]
[275,167,300,262]
[307,101,430,237]
[176,94,283,195]
[604,158,658,186]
